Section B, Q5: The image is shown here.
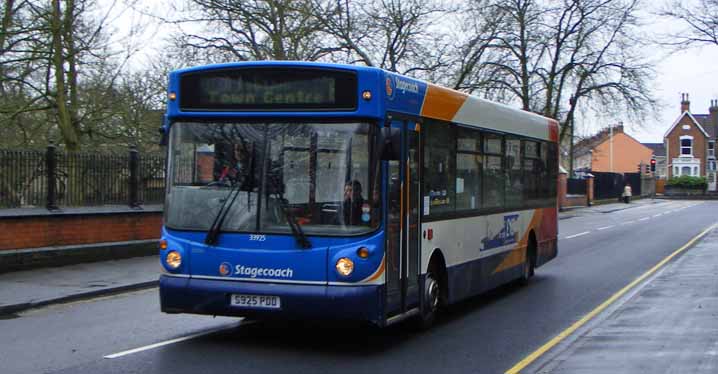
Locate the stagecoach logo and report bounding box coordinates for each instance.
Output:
[234,264,294,279]
[386,76,420,100]
[385,77,394,98]
[395,77,419,94]
[481,214,520,251]
[219,262,233,277]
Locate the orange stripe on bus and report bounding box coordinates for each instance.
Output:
[420,84,468,122]
[364,255,386,283]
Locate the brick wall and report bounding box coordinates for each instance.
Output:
[0,212,162,251]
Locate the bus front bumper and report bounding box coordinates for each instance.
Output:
[159,275,384,324]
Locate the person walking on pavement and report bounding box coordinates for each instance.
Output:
[622,183,632,204]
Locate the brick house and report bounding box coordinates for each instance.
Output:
[573,124,653,174]
[642,143,666,179]
[663,94,717,191]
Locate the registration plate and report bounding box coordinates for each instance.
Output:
[230,294,281,309]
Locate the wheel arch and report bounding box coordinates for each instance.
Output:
[425,248,448,306]
[527,229,538,273]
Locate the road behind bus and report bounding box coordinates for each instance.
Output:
[0,199,715,374]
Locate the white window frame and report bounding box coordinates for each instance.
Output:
[680,135,693,157]
[709,140,715,158]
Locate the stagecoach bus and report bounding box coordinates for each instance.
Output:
[158,61,559,327]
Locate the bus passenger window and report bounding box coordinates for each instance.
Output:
[523,140,541,204]
[456,127,481,211]
[482,133,504,209]
[505,138,523,208]
[423,120,456,214]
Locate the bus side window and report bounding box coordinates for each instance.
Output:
[482,133,504,209]
[456,127,481,211]
[423,120,456,215]
[522,140,540,204]
[505,137,523,208]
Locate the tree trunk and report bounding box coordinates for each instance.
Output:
[51,0,79,151]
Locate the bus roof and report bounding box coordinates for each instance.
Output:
[167,61,559,142]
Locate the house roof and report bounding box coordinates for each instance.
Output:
[642,143,665,157]
[663,111,710,138]
[574,125,651,158]
[574,125,623,158]
[694,114,716,138]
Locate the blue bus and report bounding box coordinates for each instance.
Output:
[159,61,559,327]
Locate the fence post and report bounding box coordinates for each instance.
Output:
[129,146,139,208]
[558,166,568,211]
[46,144,58,210]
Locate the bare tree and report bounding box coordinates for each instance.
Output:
[458,0,655,172]
[167,0,333,62]
[660,0,718,47]
[448,0,507,95]
[312,0,451,76]
[0,0,138,150]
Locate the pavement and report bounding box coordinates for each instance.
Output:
[529,221,718,373]
[1,199,717,373]
[0,256,160,316]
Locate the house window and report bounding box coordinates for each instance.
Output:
[709,141,715,158]
[682,166,692,176]
[681,138,692,155]
[674,166,679,175]
[710,160,717,171]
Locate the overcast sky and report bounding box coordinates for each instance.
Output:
[106,0,718,145]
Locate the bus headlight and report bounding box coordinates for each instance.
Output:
[335,257,354,277]
[166,251,182,269]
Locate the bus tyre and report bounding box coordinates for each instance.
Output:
[520,244,536,285]
[417,270,441,330]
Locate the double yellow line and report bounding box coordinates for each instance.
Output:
[505,222,718,374]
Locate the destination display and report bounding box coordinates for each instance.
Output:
[179,68,357,111]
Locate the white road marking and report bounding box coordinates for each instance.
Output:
[665,210,674,213]
[104,323,242,359]
[653,214,663,218]
[624,221,635,224]
[638,217,650,221]
[565,231,590,239]
[597,226,614,230]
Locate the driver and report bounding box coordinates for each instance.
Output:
[341,180,365,225]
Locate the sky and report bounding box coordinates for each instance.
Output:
[103,0,718,145]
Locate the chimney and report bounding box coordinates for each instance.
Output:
[680,93,691,113]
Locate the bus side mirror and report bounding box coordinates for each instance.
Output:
[159,127,168,146]
[379,127,401,161]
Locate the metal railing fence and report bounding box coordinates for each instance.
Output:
[0,146,165,209]
[566,178,587,195]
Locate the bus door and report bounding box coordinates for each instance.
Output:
[385,119,421,317]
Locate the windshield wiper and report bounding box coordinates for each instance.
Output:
[204,183,243,246]
[267,174,311,249]
[278,196,312,249]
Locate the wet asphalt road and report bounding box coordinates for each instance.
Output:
[1,199,715,374]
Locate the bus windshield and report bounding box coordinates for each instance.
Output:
[166,121,380,236]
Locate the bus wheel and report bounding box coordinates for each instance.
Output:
[417,269,441,329]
